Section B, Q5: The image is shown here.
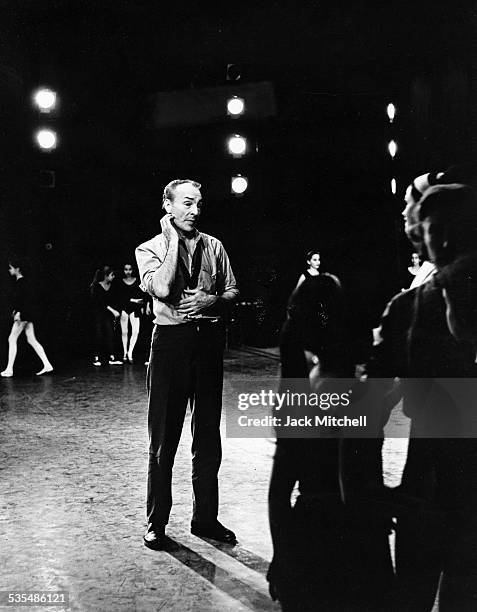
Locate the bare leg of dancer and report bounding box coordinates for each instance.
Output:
[120,311,129,361]
[127,313,140,362]
[24,322,54,375]
[1,320,26,376]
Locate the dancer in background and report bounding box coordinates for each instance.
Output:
[118,263,144,363]
[295,250,341,294]
[1,260,54,377]
[89,265,122,367]
[295,250,321,289]
[407,252,422,284]
[402,172,439,289]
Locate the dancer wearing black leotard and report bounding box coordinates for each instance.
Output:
[295,250,324,289]
[90,265,122,367]
[1,260,53,377]
[117,263,144,363]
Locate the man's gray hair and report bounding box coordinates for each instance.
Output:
[162,179,201,209]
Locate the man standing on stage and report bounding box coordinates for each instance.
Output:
[136,179,239,550]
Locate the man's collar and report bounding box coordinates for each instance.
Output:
[177,228,202,243]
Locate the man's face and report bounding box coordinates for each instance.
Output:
[421,213,448,267]
[165,182,202,234]
[124,264,133,277]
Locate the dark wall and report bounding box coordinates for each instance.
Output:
[1,1,477,360]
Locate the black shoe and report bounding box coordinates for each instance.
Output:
[191,520,237,544]
[143,523,165,550]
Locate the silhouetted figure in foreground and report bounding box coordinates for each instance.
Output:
[268,262,394,610]
[365,184,477,610]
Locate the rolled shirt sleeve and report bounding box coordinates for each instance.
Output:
[135,235,178,300]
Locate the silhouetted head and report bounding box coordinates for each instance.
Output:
[418,184,477,266]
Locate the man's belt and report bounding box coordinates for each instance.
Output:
[184,314,221,323]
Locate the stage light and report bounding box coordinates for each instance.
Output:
[227,134,247,157]
[391,178,397,194]
[388,140,397,158]
[35,129,57,151]
[33,88,57,112]
[386,103,396,123]
[227,97,245,117]
[231,175,248,195]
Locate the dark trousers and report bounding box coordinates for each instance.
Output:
[93,311,115,358]
[146,322,225,526]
